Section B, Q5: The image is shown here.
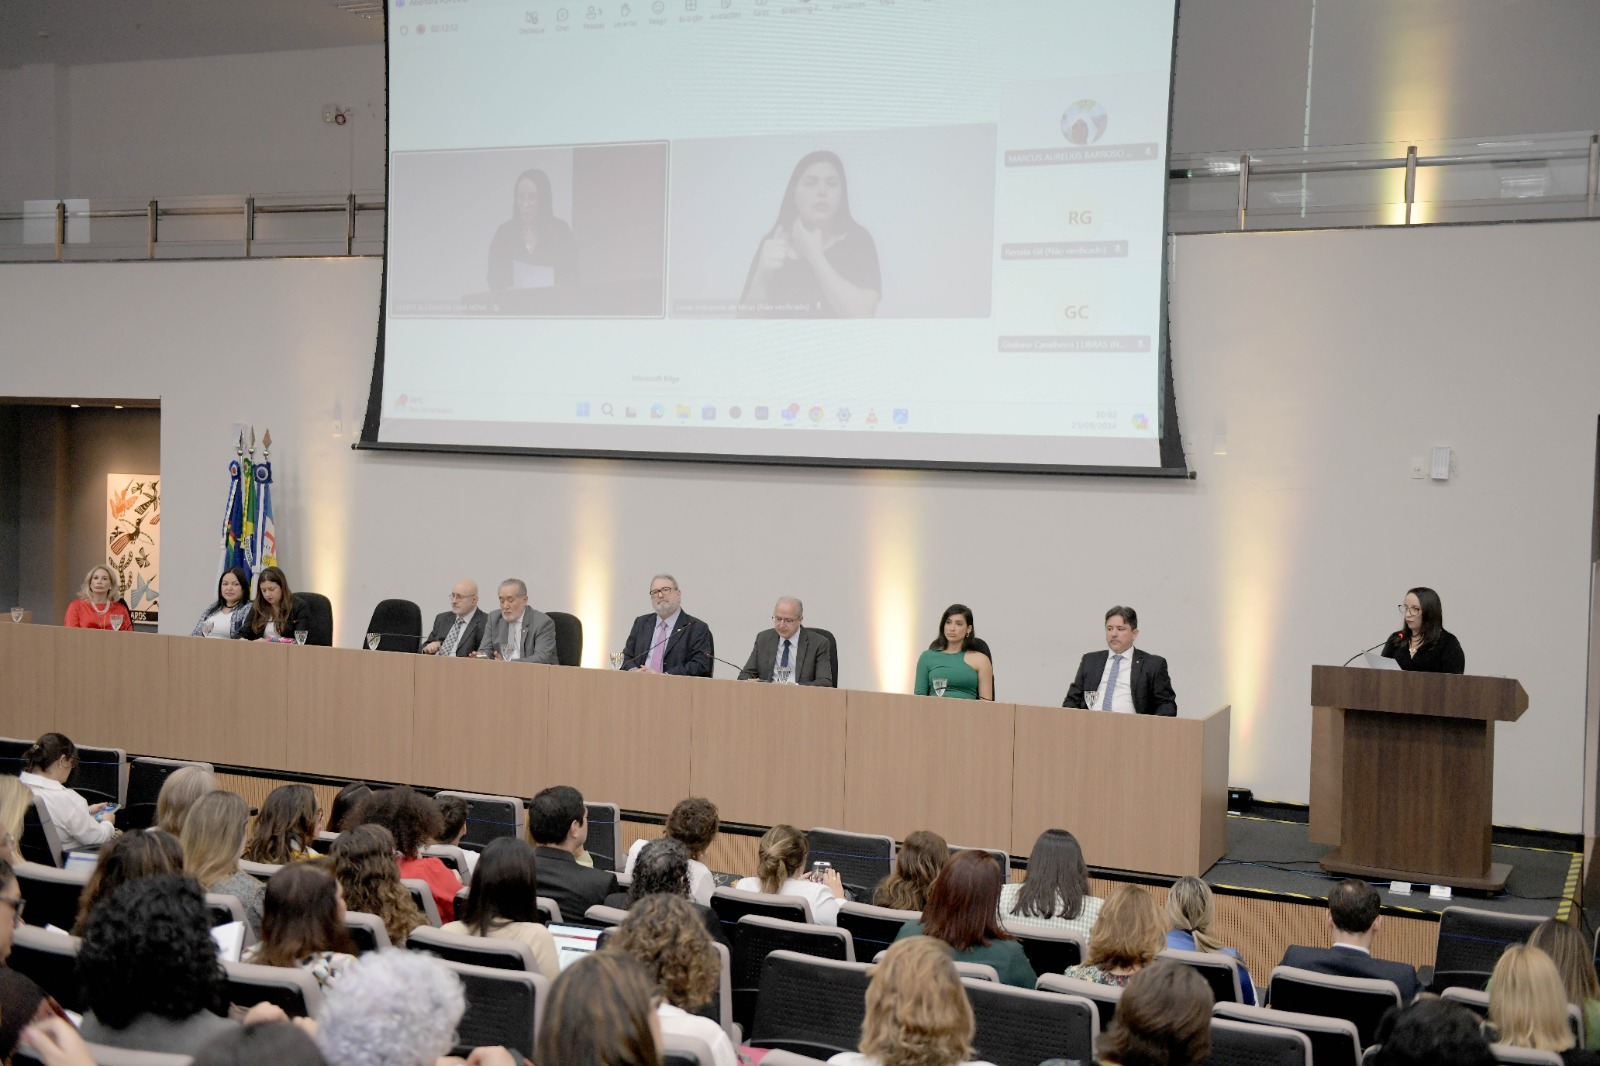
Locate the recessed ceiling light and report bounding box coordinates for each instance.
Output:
[70,403,80,408]
[114,405,124,409]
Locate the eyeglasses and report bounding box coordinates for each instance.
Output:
[0,896,24,926]
[649,587,677,598]
[448,593,474,602]
[1397,604,1422,614]
[772,616,799,625]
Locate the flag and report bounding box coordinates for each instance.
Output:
[249,461,276,596]
[241,457,258,588]
[217,460,247,579]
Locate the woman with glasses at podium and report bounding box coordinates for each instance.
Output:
[1383,587,1466,673]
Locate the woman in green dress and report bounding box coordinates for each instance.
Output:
[913,604,993,701]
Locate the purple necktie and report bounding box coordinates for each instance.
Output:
[648,618,669,673]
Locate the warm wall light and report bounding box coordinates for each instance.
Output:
[568,468,614,668]
[864,472,922,692]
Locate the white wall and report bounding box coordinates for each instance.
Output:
[0,220,1595,833]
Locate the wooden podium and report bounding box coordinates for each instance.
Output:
[1308,665,1527,891]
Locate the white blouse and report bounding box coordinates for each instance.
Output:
[731,876,841,926]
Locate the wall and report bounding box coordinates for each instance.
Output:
[0,219,1596,832]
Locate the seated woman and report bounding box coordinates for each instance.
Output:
[0,776,31,865]
[1061,883,1165,987]
[241,566,308,642]
[537,952,659,1066]
[611,894,740,1066]
[732,824,844,926]
[1488,944,1600,1066]
[894,850,1034,988]
[74,828,185,935]
[330,824,428,946]
[353,787,460,922]
[486,168,580,291]
[181,790,264,936]
[192,566,253,640]
[623,797,719,906]
[19,732,116,851]
[1000,828,1101,938]
[246,860,358,991]
[1097,960,1213,1066]
[1164,875,1256,1005]
[1530,919,1600,1051]
[441,836,559,980]
[156,765,220,838]
[244,784,322,866]
[873,829,948,912]
[328,782,372,833]
[64,565,133,632]
[830,935,995,1066]
[608,838,729,951]
[315,949,466,1066]
[913,605,993,701]
[1382,587,1466,673]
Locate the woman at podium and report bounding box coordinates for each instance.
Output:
[1383,587,1466,673]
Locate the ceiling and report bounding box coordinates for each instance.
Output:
[0,0,383,69]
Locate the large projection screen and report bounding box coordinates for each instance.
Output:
[365,0,1184,475]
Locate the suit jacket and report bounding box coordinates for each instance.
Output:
[1278,943,1421,1003]
[738,627,833,686]
[239,598,311,641]
[476,607,558,664]
[621,611,714,676]
[1062,648,1177,716]
[534,846,619,924]
[425,607,488,657]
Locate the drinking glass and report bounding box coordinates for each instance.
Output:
[499,642,515,661]
[608,651,625,670]
[366,632,380,651]
[931,677,948,697]
[110,615,123,631]
[201,619,215,637]
[9,608,22,623]
[293,630,309,645]
[773,666,794,686]
[1084,690,1099,710]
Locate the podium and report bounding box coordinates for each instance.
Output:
[1308,665,1528,891]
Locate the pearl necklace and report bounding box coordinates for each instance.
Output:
[89,599,110,615]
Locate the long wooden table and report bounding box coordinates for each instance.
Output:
[0,625,1231,877]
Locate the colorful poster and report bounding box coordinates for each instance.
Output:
[108,474,160,624]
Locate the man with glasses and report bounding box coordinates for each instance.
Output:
[738,596,833,686]
[421,579,488,657]
[621,574,714,676]
[475,578,559,664]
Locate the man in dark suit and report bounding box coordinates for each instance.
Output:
[1062,605,1177,716]
[621,573,713,676]
[738,596,833,686]
[474,578,558,664]
[1278,879,1421,1001]
[530,785,619,925]
[421,579,488,657]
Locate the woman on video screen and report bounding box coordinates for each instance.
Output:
[487,168,579,291]
[740,150,880,318]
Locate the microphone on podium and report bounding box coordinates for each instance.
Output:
[1342,632,1404,667]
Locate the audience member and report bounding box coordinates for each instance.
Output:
[0,970,61,1064]
[913,604,993,700]
[1096,960,1212,1066]
[330,825,427,946]
[328,783,372,834]
[1063,605,1177,715]
[529,786,618,923]
[245,784,323,865]
[314,949,467,1066]
[475,578,558,663]
[1278,878,1420,1001]
[63,565,132,632]
[74,828,185,935]
[182,790,264,935]
[0,860,29,964]
[442,837,560,980]
[830,935,994,1066]
[0,776,31,864]
[1488,944,1600,1065]
[192,566,254,639]
[242,566,308,642]
[733,824,843,926]
[434,794,477,877]
[873,829,948,912]
[77,874,237,1053]
[421,579,487,657]
[738,596,834,686]
[1531,919,1600,1051]
[611,894,739,1066]
[623,797,720,906]
[894,850,1034,988]
[1061,883,1165,987]
[537,951,660,1066]
[19,732,116,850]
[610,838,729,951]
[156,765,221,838]
[1372,998,1496,1066]
[247,861,358,991]
[1164,875,1255,1005]
[354,787,460,922]
[193,1021,328,1066]
[621,574,714,675]
[999,828,1101,938]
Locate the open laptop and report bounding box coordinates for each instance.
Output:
[547,924,604,970]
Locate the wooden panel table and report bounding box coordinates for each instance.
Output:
[544,667,694,814]
[412,654,550,796]
[164,636,287,768]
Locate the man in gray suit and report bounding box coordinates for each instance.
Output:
[738,596,833,686]
[421,579,488,656]
[474,578,559,664]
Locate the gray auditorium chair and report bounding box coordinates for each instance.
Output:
[953,961,1000,982]
[223,959,322,1017]
[21,795,64,867]
[1003,921,1086,976]
[407,925,538,971]
[758,1054,832,1066]
[68,744,127,806]
[838,900,919,963]
[436,959,548,1060]
[584,802,621,871]
[1036,973,1122,1031]
[238,859,282,881]
[17,1045,191,1066]
[733,917,853,1035]
[122,757,213,832]
[963,978,1097,1066]
[14,860,88,930]
[949,844,1010,880]
[1442,987,1584,1047]
[1431,905,1546,992]
[434,790,526,850]
[661,1031,720,1066]
[400,878,443,926]
[205,892,256,946]
[1213,1002,1363,1066]
[710,887,814,944]
[805,827,895,898]
[1267,965,1401,1047]
[536,897,561,925]
[1207,1016,1313,1066]
[584,904,629,927]
[422,843,470,875]
[343,910,391,953]
[1159,945,1246,1003]
[748,951,873,1058]
[1488,1047,1563,1066]
[8,926,83,1012]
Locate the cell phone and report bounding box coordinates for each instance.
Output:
[95,802,120,821]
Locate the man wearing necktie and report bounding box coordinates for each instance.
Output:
[475,578,560,664]
[1062,605,1177,716]
[737,596,835,686]
[621,574,715,676]
[421,580,488,657]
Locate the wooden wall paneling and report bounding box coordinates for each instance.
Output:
[282,645,414,782]
[1308,705,1344,844]
[1200,706,1232,869]
[543,669,693,814]
[412,656,550,797]
[0,624,65,742]
[164,635,288,767]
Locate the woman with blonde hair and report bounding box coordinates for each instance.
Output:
[830,935,995,1066]
[64,565,132,631]
[732,824,844,925]
[330,824,427,946]
[155,766,219,838]
[1530,919,1600,1051]
[1488,944,1600,1064]
[180,790,263,935]
[1061,883,1165,987]
[873,829,948,912]
[243,784,321,865]
[611,894,739,1066]
[0,776,32,864]
[1164,876,1255,1005]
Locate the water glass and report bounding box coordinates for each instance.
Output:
[110,615,124,631]
[201,619,215,637]
[366,632,381,651]
[931,677,948,697]
[293,630,309,645]
[499,642,515,661]
[773,665,795,686]
[9,608,22,623]
[1084,690,1099,710]
[608,651,625,670]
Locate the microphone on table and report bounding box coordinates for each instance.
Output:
[1342,632,1404,667]
[713,655,755,678]
[620,624,688,670]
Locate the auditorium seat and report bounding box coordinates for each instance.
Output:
[758,1053,831,1066]
[1267,966,1400,1047]
[223,959,321,1017]
[1036,973,1121,1031]
[711,888,813,943]
[804,827,894,899]
[837,900,918,962]
[747,951,872,1058]
[67,744,127,806]
[14,861,89,930]
[0,737,29,777]
[206,893,255,946]
[363,598,422,652]
[344,910,391,953]
[1215,1001,1362,1066]
[422,843,470,874]
[949,844,1009,880]
[952,961,1000,982]
[21,796,64,867]
[536,897,561,925]
[584,802,620,871]
[121,756,213,832]
[661,1031,720,1066]
[295,592,335,646]
[406,925,537,971]
[734,917,853,1034]
[1430,905,1545,993]
[9,926,83,1011]
[803,627,839,688]
[1207,1016,1312,1066]
[1158,945,1245,1003]
[1002,922,1085,976]
[238,859,282,882]
[17,1045,193,1066]
[707,940,738,1044]
[962,978,1097,1066]
[436,958,547,1059]
[1489,1047,1564,1066]
[401,878,442,926]
[1441,987,1584,1047]
[434,790,525,850]
[584,904,629,927]
[547,611,583,668]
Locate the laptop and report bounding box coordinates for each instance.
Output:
[547,924,604,970]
